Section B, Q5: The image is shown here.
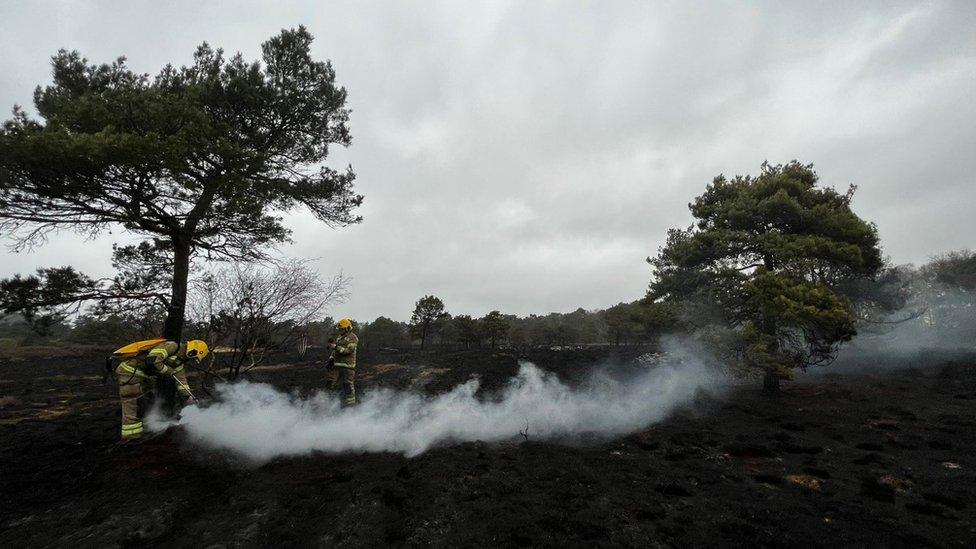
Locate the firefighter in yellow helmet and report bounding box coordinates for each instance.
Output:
[326,318,358,406]
[116,339,208,441]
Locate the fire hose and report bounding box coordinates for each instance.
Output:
[174,376,198,403]
[173,357,218,404]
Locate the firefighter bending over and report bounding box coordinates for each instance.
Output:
[326,318,358,406]
[114,339,208,441]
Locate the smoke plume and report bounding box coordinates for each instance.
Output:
[832,286,976,373]
[150,340,721,463]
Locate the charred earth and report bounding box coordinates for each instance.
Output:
[1,347,975,547]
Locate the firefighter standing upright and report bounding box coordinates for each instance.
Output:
[326,318,358,406]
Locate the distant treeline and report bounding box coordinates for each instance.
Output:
[0,300,672,352]
[2,249,971,356]
[352,300,676,350]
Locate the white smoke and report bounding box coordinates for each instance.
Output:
[830,285,976,373]
[150,340,722,463]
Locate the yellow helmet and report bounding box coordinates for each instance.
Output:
[186,340,209,360]
[337,318,353,330]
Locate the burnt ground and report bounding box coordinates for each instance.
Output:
[1,347,975,547]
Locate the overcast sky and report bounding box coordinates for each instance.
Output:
[1,1,974,322]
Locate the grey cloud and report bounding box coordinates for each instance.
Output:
[1,0,974,321]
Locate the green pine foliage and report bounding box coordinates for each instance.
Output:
[648,161,883,389]
[0,27,361,339]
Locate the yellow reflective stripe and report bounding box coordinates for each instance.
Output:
[148,348,168,359]
[172,364,185,374]
[117,363,148,378]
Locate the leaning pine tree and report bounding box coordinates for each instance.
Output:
[647,162,883,391]
[0,27,362,340]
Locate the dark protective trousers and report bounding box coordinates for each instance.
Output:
[326,365,357,406]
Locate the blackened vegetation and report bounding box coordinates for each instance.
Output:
[1,347,974,547]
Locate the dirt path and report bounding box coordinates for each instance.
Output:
[1,349,974,547]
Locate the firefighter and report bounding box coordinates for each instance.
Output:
[116,339,208,441]
[326,318,358,406]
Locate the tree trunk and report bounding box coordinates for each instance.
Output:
[164,183,215,341]
[157,237,190,417]
[758,291,781,394]
[162,238,191,341]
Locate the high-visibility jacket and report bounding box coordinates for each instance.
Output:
[333,332,358,368]
[116,340,191,395]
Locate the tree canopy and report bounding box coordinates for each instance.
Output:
[926,250,976,291]
[480,310,509,348]
[648,161,883,390]
[0,26,362,338]
[359,316,408,348]
[452,314,482,348]
[409,295,448,349]
[914,250,976,340]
